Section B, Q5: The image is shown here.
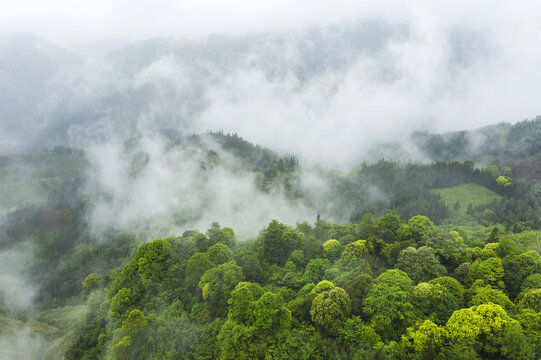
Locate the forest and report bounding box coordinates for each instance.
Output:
[2,3,541,358]
[1,121,541,359]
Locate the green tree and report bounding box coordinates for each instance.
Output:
[467,257,505,289]
[400,215,436,244]
[207,222,234,247]
[363,269,414,339]
[227,282,263,324]
[377,211,402,234]
[200,262,244,317]
[469,286,515,313]
[109,287,133,322]
[136,238,173,295]
[340,240,368,263]
[402,320,444,358]
[303,258,331,283]
[322,239,343,261]
[186,252,214,292]
[81,273,104,301]
[518,289,541,312]
[485,165,500,179]
[310,287,351,335]
[429,276,465,307]
[260,220,288,265]
[343,274,373,316]
[207,243,234,265]
[445,303,520,355]
[338,316,381,349]
[241,258,264,283]
[397,246,447,283]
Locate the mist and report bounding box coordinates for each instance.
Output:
[0,2,540,165]
[0,2,539,239]
[1,2,541,358]
[84,132,317,239]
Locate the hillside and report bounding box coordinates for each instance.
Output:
[0,131,539,359]
[432,183,502,224]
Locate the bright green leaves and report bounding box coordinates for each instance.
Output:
[445,303,520,354]
[518,289,541,312]
[468,257,505,290]
[322,239,343,261]
[340,240,367,263]
[402,320,444,357]
[228,282,263,324]
[81,273,104,301]
[254,292,291,333]
[310,286,351,335]
[363,269,414,340]
[121,309,148,338]
[109,287,132,322]
[400,215,436,244]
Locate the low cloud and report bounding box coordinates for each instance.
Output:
[84,133,317,239]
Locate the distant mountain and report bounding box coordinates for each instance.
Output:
[0,34,80,152]
[0,21,404,153]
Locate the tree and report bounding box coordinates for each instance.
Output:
[518,289,541,312]
[485,165,500,179]
[310,287,351,335]
[445,303,521,355]
[412,282,458,325]
[496,176,511,186]
[322,239,343,261]
[109,288,133,322]
[501,324,535,360]
[200,262,244,317]
[397,246,446,283]
[81,273,104,301]
[469,287,515,313]
[303,258,331,283]
[377,211,402,234]
[486,227,499,243]
[338,316,381,349]
[402,320,444,358]
[363,269,414,339]
[254,291,291,334]
[467,203,474,216]
[340,240,368,263]
[186,252,214,292]
[242,258,264,283]
[228,282,263,324]
[429,276,465,307]
[343,274,373,316]
[207,243,234,265]
[121,309,148,339]
[136,238,173,295]
[400,215,436,244]
[467,257,505,289]
[207,222,234,247]
[519,273,541,296]
[260,220,287,265]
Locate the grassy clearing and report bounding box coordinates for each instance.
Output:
[432,183,502,225]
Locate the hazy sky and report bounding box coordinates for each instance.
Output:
[1,1,539,46]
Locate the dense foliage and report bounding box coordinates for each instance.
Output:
[62,215,541,359]
[1,130,541,359]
